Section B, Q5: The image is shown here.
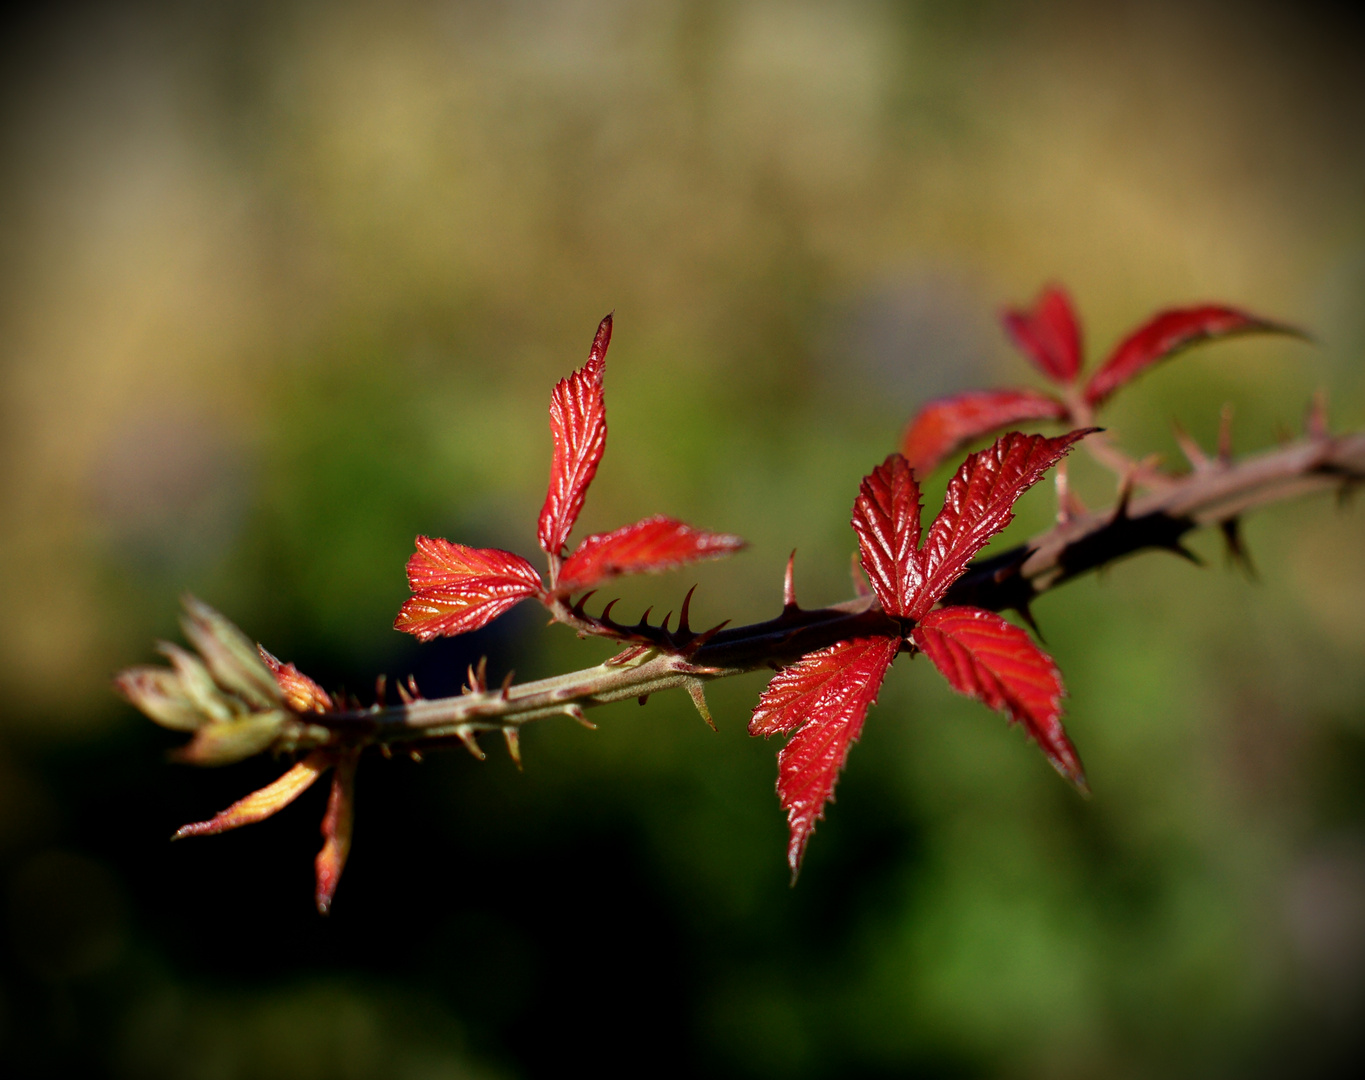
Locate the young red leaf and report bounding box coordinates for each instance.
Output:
[749,636,900,877]
[173,752,333,839]
[394,536,543,642]
[538,314,612,557]
[1084,305,1300,407]
[911,606,1085,789]
[314,752,358,915]
[911,430,1092,619]
[257,646,336,713]
[556,515,746,594]
[1002,285,1084,383]
[850,453,923,617]
[900,389,1070,476]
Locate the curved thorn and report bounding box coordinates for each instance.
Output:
[503,727,522,770]
[1016,602,1045,643]
[783,550,798,609]
[634,606,653,631]
[571,589,598,617]
[1167,541,1204,567]
[679,585,698,636]
[564,704,596,730]
[599,598,621,625]
[660,611,672,634]
[1220,518,1257,580]
[685,619,731,654]
[456,727,486,761]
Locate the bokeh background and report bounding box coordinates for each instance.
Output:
[3,1,1365,1076]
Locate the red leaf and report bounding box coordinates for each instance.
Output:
[912,430,1092,619]
[257,646,335,713]
[394,536,543,642]
[911,606,1085,789]
[314,752,358,915]
[900,389,1070,475]
[1002,285,1084,383]
[173,752,332,839]
[850,454,923,617]
[749,636,900,877]
[1084,304,1300,406]
[556,515,746,593]
[538,314,612,556]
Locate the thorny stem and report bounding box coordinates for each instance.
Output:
[305,428,1365,756]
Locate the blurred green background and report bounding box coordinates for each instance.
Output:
[3,1,1364,1076]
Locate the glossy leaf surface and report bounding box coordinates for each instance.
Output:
[912,430,1091,618]
[912,606,1085,789]
[900,389,1069,476]
[258,646,335,713]
[1085,305,1297,406]
[850,453,923,617]
[1002,285,1083,383]
[557,514,746,593]
[538,314,612,556]
[394,537,543,642]
[749,636,899,877]
[174,752,332,838]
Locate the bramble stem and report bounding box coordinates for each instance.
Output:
[304,428,1364,756]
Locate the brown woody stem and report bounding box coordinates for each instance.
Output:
[305,429,1365,754]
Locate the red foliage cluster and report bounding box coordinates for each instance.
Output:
[131,284,1310,909]
[901,285,1300,475]
[394,315,746,642]
[751,432,1092,876]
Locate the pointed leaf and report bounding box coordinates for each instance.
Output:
[174,752,332,838]
[912,430,1092,618]
[257,646,336,713]
[394,536,543,642]
[114,666,209,732]
[315,752,358,915]
[538,314,612,556]
[179,595,281,710]
[1002,285,1084,383]
[901,389,1070,475]
[1084,305,1302,406]
[556,515,746,593]
[850,454,923,617]
[749,636,900,877]
[156,642,239,723]
[912,606,1085,789]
